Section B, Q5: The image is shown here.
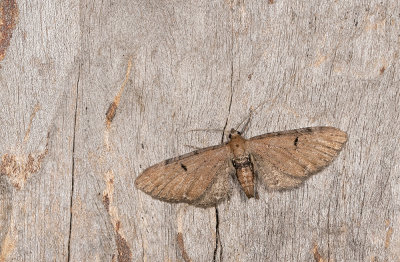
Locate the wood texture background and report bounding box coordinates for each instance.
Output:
[0,0,399,261]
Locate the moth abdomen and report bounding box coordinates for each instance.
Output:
[233,155,255,198]
[236,167,255,198]
[232,155,251,169]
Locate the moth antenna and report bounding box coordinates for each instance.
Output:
[186,128,224,133]
[234,71,306,133]
[235,107,255,135]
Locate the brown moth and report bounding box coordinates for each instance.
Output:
[135,127,347,207]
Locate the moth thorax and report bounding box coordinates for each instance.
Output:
[228,134,246,156]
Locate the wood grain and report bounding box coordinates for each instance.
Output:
[0,0,399,261]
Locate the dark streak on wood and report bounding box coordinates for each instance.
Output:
[0,175,12,251]
[313,244,326,262]
[385,227,393,249]
[177,233,191,262]
[115,230,132,262]
[116,220,121,232]
[0,147,49,189]
[0,0,18,62]
[106,101,117,125]
[380,66,385,75]
[112,220,132,262]
[102,194,110,212]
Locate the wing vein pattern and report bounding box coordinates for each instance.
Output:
[248,127,347,190]
[135,143,234,207]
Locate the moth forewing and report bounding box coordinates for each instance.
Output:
[247,126,347,190]
[191,160,235,207]
[135,126,347,207]
[134,144,233,206]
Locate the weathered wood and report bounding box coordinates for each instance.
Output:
[69,1,232,261]
[0,0,79,261]
[0,0,399,261]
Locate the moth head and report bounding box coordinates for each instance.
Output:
[229,129,241,139]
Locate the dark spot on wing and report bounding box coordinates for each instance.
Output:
[141,143,144,149]
[177,233,191,262]
[180,163,187,171]
[165,158,172,165]
[380,66,385,75]
[294,137,299,146]
[235,144,239,147]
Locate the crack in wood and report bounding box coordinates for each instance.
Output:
[67,64,80,262]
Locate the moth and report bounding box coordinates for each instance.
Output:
[135,127,347,207]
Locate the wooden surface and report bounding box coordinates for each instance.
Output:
[0,0,399,261]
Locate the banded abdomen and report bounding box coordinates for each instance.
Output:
[232,155,255,198]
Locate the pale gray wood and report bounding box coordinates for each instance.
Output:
[0,0,80,261]
[217,1,400,261]
[0,0,399,261]
[69,1,232,261]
